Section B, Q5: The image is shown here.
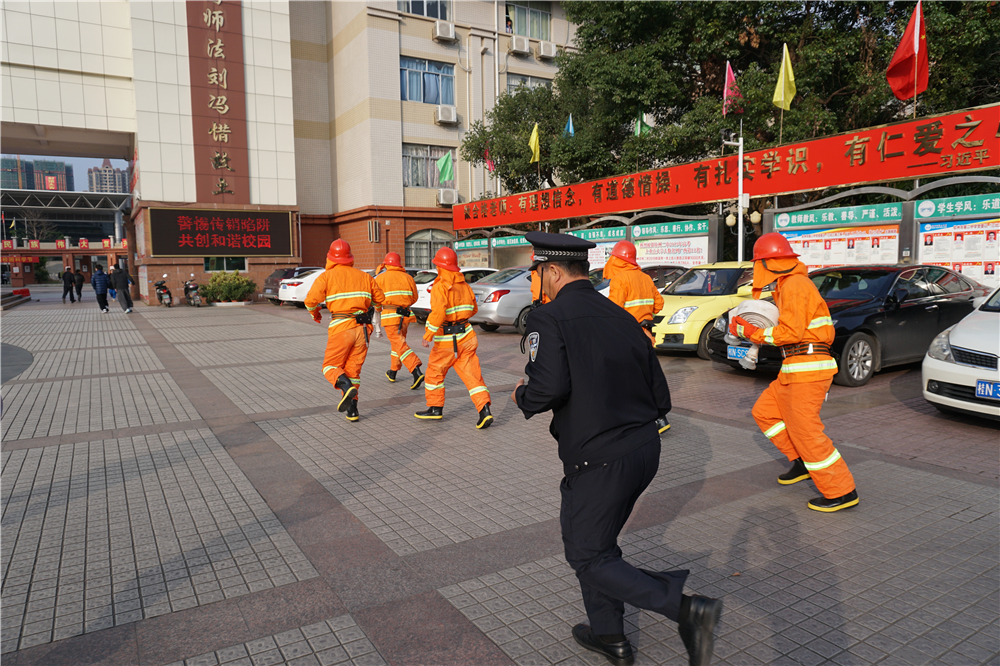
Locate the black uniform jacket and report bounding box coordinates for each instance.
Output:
[515,279,672,471]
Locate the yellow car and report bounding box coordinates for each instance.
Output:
[651,261,755,360]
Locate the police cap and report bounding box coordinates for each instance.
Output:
[525,232,595,270]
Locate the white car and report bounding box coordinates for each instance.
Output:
[278,268,323,307]
[410,267,497,322]
[922,286,1000,420]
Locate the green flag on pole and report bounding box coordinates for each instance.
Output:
[436,151,454,183]
[635,109,652,136]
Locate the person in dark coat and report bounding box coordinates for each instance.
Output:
[513,232,722,666]
[74,269,84,300]
[109,266,134,313]
[61,267,76,303]
[90,264,111,313]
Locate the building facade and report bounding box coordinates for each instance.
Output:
[87,157,129,192]
[1,1,576,300]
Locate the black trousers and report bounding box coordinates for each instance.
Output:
[62,284,76,302]
[95,293,109,311]
[116,288,133,310]
[75,284,82,299]
[560,437,688,635]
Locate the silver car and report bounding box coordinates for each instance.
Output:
[469,266,535,334]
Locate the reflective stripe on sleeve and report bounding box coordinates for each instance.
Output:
[780,359,839,373]
[763,326,775,345]
[808,316,834,329]
[425,322,440,332]
[623,298,654,308]
[307,304,321,312]
[803,448,842,471]
[763,421,786,439]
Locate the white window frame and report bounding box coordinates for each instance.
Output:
[398,0,452,21]
[402,144,456,189]
[506,1,550,41]
[400,57,456,106]
[204,257,248,272]
[506,74,552,95]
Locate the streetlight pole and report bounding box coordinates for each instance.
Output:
[723,122,745,261]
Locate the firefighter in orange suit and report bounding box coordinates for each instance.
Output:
[415,247,493,429]
[306,239,385,423]
[374,252,425,390]
[603,240,670,434]
[730,233,858,512]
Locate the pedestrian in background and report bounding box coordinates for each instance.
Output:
[74,269,84,301]
[110,265,134,313]
[91,264,110,313]
[61,266,76,303]
[514,232,721,666]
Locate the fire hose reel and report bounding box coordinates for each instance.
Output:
[722,299,780,370]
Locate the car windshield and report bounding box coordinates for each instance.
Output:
[414,271,438,284]
[810,269,897,300]
[664,268,743,296]
[980,289,1000,312]
[475,268,526,285]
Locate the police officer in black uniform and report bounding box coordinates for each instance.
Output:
[512,232,722,666]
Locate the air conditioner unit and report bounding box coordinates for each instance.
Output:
[537,41,557,59]
[437,188,459,206]
[432,20,456,42]
[511,35,530,55]
[435,104,458,124]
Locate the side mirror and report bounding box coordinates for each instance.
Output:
[886,288,908,309]
[736,283,753,296]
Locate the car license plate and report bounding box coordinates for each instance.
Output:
[264,288,273,294]
[727,345,750,360]
[280,285,287,290]
[975,380,1000,401]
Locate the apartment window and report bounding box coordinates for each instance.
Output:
[507,74,552,95]
[398,0,452,21]
[403,144,456,189]
[406,229,454,270]
[506,2,550,41]
[400,57,455,105]
[204,257,247,272]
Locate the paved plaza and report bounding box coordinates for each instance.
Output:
[2,286,998,666]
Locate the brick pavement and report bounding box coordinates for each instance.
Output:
[1,291,997,666]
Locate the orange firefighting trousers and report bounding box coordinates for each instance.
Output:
[385,319,421,372]
[424,330,490,411]
[752,377,855,499]
[322,326,369,396]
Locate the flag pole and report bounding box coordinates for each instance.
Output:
[779,109,784,145]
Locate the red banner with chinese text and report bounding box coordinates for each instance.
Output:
[454,104,999,230]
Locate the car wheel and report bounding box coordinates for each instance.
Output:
[478,323,500,332]
[696,321,714,361]
[293,301,306,308]
[514,307,531,335]
[833,332,876,387]
[415,314,427,324]
[268,298,281,305]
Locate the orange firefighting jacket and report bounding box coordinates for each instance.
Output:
[306,260,385,332]
[530,270,550,305]
[423,268,478,344]
[746,257,837,385]
[374,266,418,324]
[603,256,664,324]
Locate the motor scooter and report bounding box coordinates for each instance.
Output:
[154,274,172,307]
[184,274,201,307]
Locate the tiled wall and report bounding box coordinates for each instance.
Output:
[1,2,136,133]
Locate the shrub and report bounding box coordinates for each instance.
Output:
[202,271,256,302]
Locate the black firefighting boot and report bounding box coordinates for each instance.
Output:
[777,458,810,485]
[346,399,360,422]
[410,366,425,390]
[656,417,671,434]
[335,374,357,412]
[476,403,493,429]
[808,489,859,513]
[386,369,397,382]
[415,405,443,420]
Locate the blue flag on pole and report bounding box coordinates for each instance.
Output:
[563,114,574,138]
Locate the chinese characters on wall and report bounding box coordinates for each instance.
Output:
[148,208,292,257]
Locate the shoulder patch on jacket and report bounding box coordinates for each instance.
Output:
[528,332,540,362]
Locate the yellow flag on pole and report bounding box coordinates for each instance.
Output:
[772,43,796,111]
[528,123,540,163]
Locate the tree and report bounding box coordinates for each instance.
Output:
[18,208,59,242]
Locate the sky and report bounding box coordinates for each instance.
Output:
[6,154,130,191]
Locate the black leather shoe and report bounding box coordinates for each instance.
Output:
[678,596,722,666]
[656,417,671,434]
[346,400,359,422]
[808,489,859,512]
[410,367,425,390]
[778,458,810,485]
[476,404,493,429]
[571,624,634,666]
[385,369,397,382]
[335,375,357,412]
[415,405,443,420]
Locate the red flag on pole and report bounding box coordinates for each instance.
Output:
[485,144,496,173]
[886,0,928,101]
[722,61,743,117]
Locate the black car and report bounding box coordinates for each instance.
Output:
[263,266,322,304]
[707,265,992,387]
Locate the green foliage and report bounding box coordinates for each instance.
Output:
[461,1,999,192]
[200,271,256,302]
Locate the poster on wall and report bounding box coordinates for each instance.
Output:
[138,265,149,300]
[635,236,710,267]
[918,218,1000,288]
[779,225,900,269]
